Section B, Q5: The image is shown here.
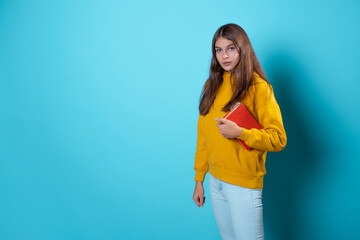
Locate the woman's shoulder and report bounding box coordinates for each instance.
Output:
[248,73,274,106]
[252,73,269,86]
[250,73,272,93]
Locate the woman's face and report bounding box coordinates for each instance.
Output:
[214,37,240,73]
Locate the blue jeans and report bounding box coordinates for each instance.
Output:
[209,174,264,240]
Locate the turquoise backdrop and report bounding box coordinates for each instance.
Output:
[1,0,359,239]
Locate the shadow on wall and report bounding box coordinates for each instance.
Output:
[262,53,332,240]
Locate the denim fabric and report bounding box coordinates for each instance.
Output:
[209,174,264,240]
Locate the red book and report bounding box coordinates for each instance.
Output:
[224,102,262,150]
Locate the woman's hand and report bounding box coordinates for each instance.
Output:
[215,118,243,138]
[193,181,205,208]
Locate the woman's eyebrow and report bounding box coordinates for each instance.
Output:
[215,44,235,49]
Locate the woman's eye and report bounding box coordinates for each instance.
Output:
[216,49,222,53]
[228,47,234,51]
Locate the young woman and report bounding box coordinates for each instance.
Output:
[192,24,287,240]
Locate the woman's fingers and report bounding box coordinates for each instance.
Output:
[193,184,205,207]
[199,196,204,208]
[215,118,242,138]
[215,118,230,124]
[193,194,203,207]
[193,194,204,208]
[193,195,199,206]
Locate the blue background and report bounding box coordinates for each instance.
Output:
[1,0,359,239]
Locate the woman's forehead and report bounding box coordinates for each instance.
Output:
[215,37,234,48]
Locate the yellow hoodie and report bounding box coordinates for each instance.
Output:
[194,72,287,189]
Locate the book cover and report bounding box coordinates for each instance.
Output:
[224,102,262,150]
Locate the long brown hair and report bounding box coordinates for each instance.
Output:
[199,23,268,115]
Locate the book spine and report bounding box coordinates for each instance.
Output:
[224,102,241,119]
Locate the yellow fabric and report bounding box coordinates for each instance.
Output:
[194,71,287,189]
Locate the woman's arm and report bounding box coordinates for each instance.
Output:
[215,82,287,152]
[237,101,287,152]
[238,82,287,152]
[193,115,207,207]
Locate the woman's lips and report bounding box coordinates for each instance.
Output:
[223,62,231,66]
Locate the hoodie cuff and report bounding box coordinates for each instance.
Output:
[237,128,251,141]
[194,171,207,182]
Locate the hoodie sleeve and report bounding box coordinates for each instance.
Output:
[237,82,287,152]
[194,115,208,181]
